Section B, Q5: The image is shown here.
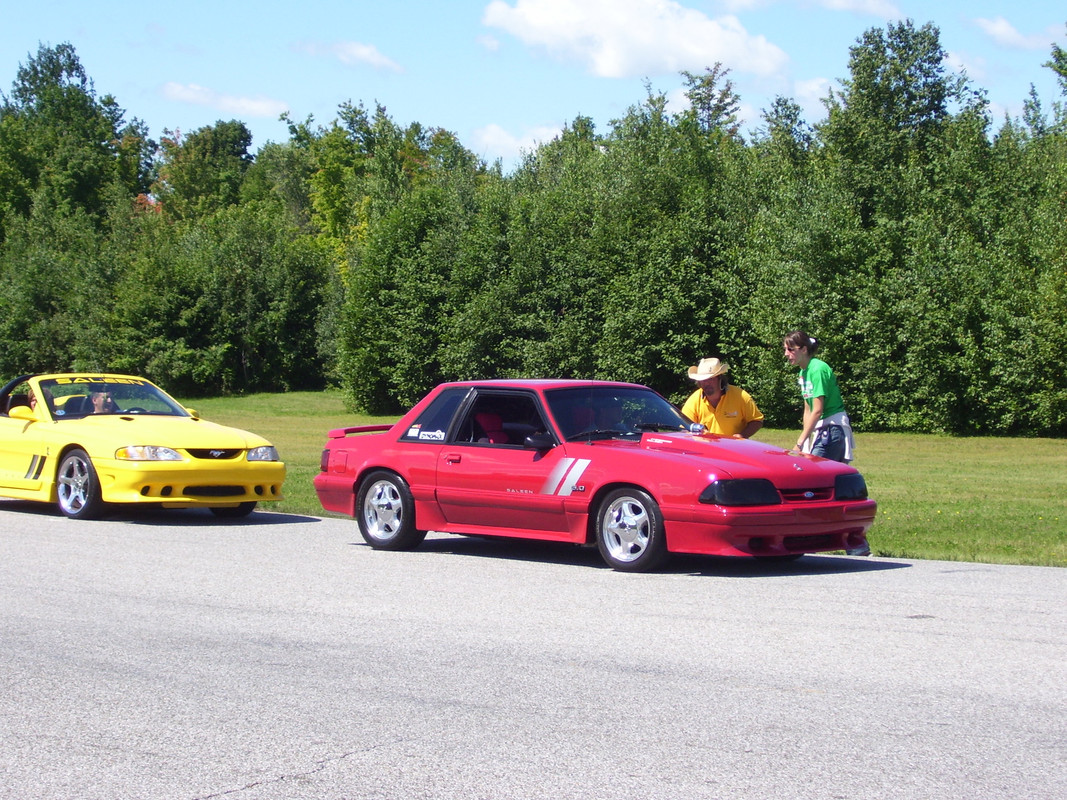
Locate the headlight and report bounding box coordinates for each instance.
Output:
[835,473,869,500]
[247,445,280,462]
[699,479,782,506]
[116,445,183,461]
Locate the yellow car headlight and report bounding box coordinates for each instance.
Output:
[247,446,280,462]
[116,445,183,461]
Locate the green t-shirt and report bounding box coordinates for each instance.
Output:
[799,357,845,418]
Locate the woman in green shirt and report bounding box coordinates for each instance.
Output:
[784,331,867,556]
[783,330,854,463]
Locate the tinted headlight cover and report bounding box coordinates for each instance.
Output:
[835,472,869,500]
[700,479,782,506]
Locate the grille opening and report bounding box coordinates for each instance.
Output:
[780,487,834,502]
[187,449,241,460]
[183,486,243,498]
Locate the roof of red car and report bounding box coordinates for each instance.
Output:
[435,379,650,391]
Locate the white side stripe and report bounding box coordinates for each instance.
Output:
[541,458,574,495]
[540,458,592,496]
[557,459,591,496]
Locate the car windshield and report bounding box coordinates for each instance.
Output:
[545,385,690,441]
[40,377,188,419]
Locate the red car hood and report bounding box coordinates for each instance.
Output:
[578,432,852,487]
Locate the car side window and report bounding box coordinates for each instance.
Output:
[456,393,548,446]
[398,387,469,443]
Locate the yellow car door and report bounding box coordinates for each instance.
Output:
[0,405,48,493]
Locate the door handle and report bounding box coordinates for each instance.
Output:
[445,453,462,464]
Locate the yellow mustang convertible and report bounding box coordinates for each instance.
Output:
[0,373,285,519]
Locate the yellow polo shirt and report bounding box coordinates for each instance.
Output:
[681,385,764,436]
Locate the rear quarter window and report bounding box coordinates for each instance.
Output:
[398,387,469,443]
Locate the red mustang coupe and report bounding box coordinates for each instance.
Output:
[314,380,876,572]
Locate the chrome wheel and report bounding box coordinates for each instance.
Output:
[57,449,105,519]
[596,487,667,572]
[602,496,650,562]
[356,471,427,551]
[363,479,404,541]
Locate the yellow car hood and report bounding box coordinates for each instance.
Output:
[62,414,273,450]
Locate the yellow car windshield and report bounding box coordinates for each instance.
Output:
[39,377,188,419]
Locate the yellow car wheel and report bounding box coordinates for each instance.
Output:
[56,449,107,520]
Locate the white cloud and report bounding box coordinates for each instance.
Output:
[945,50,986,82]
[717,0,769,11]
[794,76,832,112]
[974,17,1056,51]
[482,0,788,79]
[472,122,564,163]
[985,98,1019,125]
[817,0,901,19]
[731,77,831,131]
[736,99,761,128]
[664,86,690,115]
[296,41,403,71]
[161,82,289,118]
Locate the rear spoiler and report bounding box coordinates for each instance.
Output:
[326,423,394,439]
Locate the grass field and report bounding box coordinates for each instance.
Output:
[187,391,1067,567]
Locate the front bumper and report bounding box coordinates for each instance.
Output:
[92,458,286,507]
[663,499,878,557]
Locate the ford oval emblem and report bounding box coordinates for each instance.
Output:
[803,491,815,499]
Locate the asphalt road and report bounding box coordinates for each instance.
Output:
[0,501,1064,800]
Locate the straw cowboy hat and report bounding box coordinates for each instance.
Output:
[687,357,730,381]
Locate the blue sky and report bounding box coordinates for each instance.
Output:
[3,1,1064,169]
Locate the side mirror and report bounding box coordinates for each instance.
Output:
[184,407,200,419]
[524,432,556,451]
[9,406,36,422]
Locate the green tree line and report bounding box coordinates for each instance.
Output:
[1,22,1065,435]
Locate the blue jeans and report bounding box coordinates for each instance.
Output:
[811,425,846,463]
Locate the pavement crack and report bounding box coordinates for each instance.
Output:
[191,744,377,799]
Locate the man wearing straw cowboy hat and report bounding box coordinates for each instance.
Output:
[681,357,764,438]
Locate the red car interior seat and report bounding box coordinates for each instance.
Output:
[474,412,508,444]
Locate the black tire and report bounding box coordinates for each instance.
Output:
[595,487,668,572]
[356,470,427,551]
[210,501,258,518]
[56,449,107,520]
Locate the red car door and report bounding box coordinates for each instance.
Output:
[434,391,586,536]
